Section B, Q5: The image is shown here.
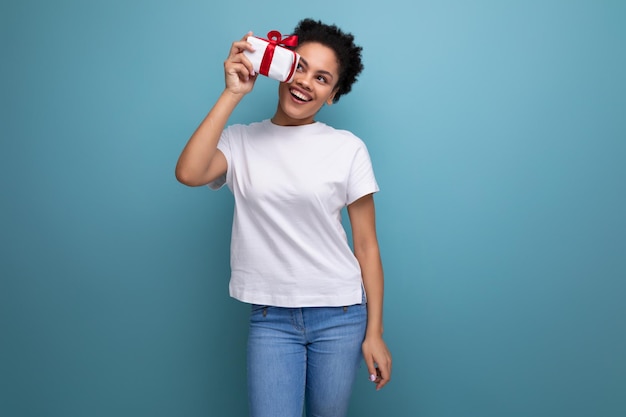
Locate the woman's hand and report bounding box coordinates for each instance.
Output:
[223,32,258,96]
[362,334,392,390]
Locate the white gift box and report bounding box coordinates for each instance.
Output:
[243,32,300,83]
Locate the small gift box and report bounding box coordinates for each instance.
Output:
[244,31,300,83]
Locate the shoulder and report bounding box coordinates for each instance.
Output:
[224,120,267,136]
[318,123,368,149]
[220,120,270,148]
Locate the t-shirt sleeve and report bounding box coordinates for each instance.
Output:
[207,128,232,190]
[346,142,379,204]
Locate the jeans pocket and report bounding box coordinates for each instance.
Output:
[250,304,268,318]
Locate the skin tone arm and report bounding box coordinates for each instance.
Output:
[347,193,392,390]
[175,33,257,186]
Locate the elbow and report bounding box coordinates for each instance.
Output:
[353,241,381,264]
[175,166,190,185]
[175,166,203,187]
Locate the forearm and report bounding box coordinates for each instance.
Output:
[175,89,243,185]
[357,247,385,337]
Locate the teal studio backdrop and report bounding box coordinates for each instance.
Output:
[1,0,624,416]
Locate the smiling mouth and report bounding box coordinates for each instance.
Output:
[290,88,312,102]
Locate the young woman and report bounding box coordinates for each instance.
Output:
[176,18,391,417]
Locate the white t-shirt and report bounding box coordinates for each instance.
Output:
[209,119,379,307]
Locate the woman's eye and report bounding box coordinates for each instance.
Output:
[317,76,327,83]
[296,63,303,71]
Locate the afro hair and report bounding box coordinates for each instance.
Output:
[292,18,364,103]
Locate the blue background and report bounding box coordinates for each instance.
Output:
[2,0,625,416]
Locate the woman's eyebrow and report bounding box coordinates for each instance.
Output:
[299,57,334,79]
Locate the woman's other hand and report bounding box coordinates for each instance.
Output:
[223,32,258,96]
[362,335,392,390]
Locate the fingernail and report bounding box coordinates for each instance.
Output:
[369,374,377,382]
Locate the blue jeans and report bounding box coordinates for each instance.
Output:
[247,298,367,417]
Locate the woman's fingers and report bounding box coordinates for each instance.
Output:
[376,357,392,390]
[225,35,256,79]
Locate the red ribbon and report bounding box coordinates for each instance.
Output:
[258,30,299,80]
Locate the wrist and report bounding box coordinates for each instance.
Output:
[365,325,384,338]
[222,89,245,102]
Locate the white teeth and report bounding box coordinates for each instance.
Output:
[290,89,310,101]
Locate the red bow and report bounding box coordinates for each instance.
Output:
[259,31,299,78]
[263,30,298,47]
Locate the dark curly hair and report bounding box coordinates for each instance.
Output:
[291,18,363,103]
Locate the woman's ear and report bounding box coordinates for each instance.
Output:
[326,89,338,105]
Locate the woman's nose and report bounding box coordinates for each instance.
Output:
[295,74,312,90]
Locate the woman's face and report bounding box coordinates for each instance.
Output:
[272,42,340,126]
